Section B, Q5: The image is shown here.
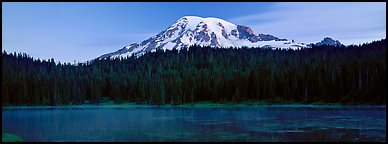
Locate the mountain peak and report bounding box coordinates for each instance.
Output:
[180,15,202,19]
[95,16,308,60]
[175,16,237,32]
[316,37,343,46]
[180,16,231,23]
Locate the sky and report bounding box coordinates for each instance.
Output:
[2,2,386,63]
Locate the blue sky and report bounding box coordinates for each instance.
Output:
[2,2,386,63]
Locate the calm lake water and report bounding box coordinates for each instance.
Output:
[2,105,386,142]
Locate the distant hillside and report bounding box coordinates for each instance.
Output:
[2,39,386,106]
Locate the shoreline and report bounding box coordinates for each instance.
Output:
[2,102,386,110]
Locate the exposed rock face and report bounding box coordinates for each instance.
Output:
[237,25,257,42]
[258,34,287,41]
[315,37,344,47]
[210,32,219,47]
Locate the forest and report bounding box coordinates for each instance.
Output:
[2,39,386,106]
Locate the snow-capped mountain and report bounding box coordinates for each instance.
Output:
[315,37,343,47]
[97,16,308,60]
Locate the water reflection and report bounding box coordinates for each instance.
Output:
[2,106,386,142]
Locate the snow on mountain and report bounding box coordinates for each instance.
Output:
[96,16,308,60]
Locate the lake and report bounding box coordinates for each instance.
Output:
[2,105,386,142]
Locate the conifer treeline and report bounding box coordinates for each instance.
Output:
[2,39,386,105]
